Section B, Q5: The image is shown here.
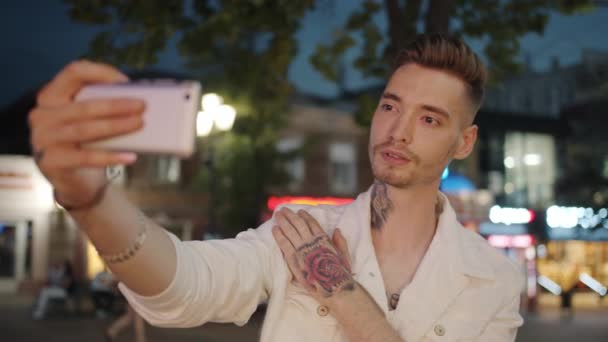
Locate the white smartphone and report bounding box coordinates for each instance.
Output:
[75,80,201,158]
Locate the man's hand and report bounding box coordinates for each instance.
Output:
[29,60,144,208]
[272,208,405,342]
[272,208,355,301]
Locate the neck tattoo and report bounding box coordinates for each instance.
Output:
[371,181,394,230]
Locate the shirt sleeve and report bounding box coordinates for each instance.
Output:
[118,218,285,328]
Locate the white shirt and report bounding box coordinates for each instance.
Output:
[120,188,524,341]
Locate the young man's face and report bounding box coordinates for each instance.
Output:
[368,63,478,189]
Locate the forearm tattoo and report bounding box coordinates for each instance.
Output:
[371,181,394,230]
[297,236,354,296]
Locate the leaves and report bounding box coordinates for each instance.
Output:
[310,0,596,123]
[65,0,314,235]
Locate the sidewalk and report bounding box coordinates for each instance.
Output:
[2,293,607,341]
[0,294,262,342]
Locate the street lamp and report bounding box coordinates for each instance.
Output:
[196,93,236,239]
[197,93,236,137]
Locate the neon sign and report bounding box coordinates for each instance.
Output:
[487,234,534,248]
[267,196,354,211]
[489,205,535,225]
[546,206,608,229]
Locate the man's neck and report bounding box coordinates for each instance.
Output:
[370,180,441,255]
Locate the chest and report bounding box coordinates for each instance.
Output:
[267,279,499,342]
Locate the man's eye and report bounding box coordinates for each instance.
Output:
[380,104,393,111]
[423,116,438,125]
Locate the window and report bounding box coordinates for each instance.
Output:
[0,224,16,277]
[503,132,556,208]
[155,156,181,184]
[277,137,305,190]
[329,142,357,194]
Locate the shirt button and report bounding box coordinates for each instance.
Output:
[317,305,329,317]
[434,324,446,336]
[368,272,375,277]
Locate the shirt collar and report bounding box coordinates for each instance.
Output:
[338,186,495,281]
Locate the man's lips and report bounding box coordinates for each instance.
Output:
[379,148,411,165]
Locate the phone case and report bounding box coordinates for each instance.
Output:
[75,81,201,158]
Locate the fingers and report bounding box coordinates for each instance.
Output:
[298,210,325,236]
[275,211,303,247]
[33,115,144,149]
[37,146,137,170]
[272,225,296,254]
[282,208,315,238]
[37,60,128,107]
[29,98,145,129]
[271,225,317,293]
[332,229,348,255]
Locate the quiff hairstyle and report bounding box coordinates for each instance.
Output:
[393,33,488,115]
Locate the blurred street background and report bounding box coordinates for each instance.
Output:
[1,0,608,340]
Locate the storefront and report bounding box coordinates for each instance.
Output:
[0,155,56,292]
[536,205,608,308]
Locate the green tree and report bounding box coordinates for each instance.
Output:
[310,0,596,126]
[64,0,315,236]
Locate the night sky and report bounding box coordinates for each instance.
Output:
[1,0,607,108]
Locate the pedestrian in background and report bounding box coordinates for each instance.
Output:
[32,260,75,319]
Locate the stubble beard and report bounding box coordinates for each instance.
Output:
[371,157,416,189]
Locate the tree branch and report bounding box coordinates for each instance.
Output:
[425,0,455,34]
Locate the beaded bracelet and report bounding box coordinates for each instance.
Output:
[99,211,148,264]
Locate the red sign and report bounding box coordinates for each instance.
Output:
[267,196,354,211]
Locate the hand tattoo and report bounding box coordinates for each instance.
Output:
[371,180,393,230]
[297,236,354,297]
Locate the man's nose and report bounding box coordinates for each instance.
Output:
[389,113,415,144]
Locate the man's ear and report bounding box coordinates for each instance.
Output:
[453,124,478,160]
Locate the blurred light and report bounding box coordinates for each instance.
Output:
[504,183,514,194]
[196,110,214,137]
[504,156,515,169]
[527,274,537,298]
[513,235,534,248]
[546,205,579,229]
[488,234,534,248]
[579,273,607,296]
[537,275,562,295]
[525,246,536,260]
[489,205,534,225]
[268,196,354,211]
[594,192,604,205]
[523,153,542,166]
[214,104,236,131]
[475,190,493,206]
[547,205,608,229]
[537,244,547,258]
[440,173,476,194]
[442,168,449,180]
[201,93,223,111]
[488,235,511,248]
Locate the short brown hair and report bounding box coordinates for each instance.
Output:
[393,33,488,113]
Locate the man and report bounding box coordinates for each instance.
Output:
[29,34,523,341]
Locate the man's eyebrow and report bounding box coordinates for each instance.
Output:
[382,92,451,118]
[421,104,450,119]
[381,92,402,102]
